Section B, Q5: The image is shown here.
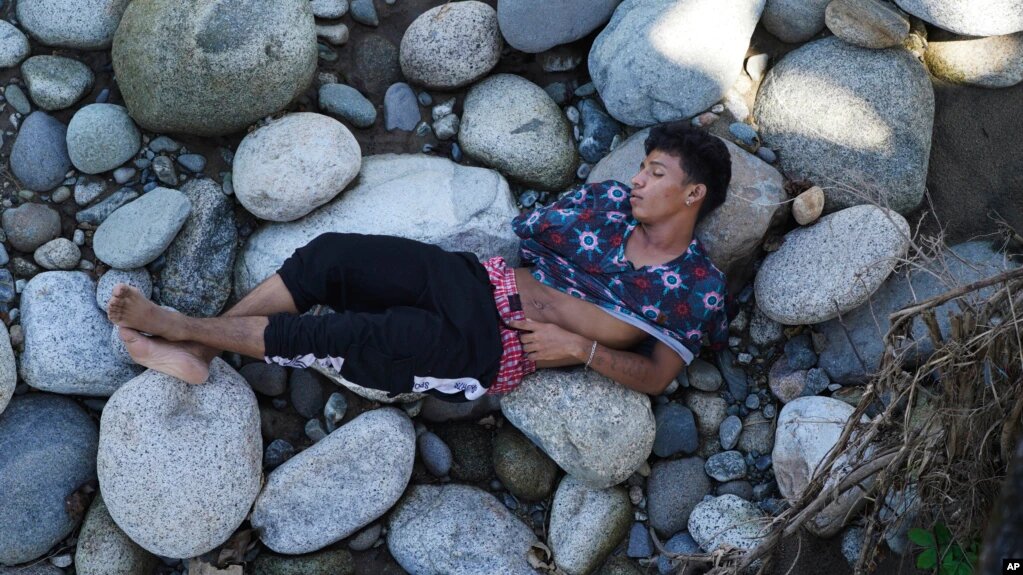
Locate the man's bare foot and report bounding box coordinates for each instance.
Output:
[108,284,185,340]
[118,327,210,384]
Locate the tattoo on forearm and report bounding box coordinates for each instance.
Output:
[596,345,648,380]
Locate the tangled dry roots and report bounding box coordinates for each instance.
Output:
[656,227,1023,575]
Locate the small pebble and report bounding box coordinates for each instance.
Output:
[711,103,725,114]
[417,92,433,107]
[519,190,539,208]
[451,142,462,162]
[177,153,206,173]
[574,82,596,98]
[756,147,777,164]
[719,415,742,450]
[629,485,643,505]
[705,450,748,482]
[348,524,382,551]
[316,23,350,46]
[350,0,379,26]
[152,156,178,185]
[745,394,761,410]
[432,114,459,141]
[149,136,179,153]
[576,163,591,180]
[4,85,30,115]
[431,98,455,121]
[50,186,71,203]
[324,392,348,432]
[305,419,328,442]
[95,88,110,104]
[263,439,295,469]
[50,554,72,568]
[763,403,777,418]
[418,431,453,477]
[112,167,136,184]
[565,106,580,124]
[0,245,8,266]
[626,523,652,558]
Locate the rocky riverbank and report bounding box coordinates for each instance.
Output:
[0,0,1020,574]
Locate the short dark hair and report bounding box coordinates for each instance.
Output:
[644,121,731,223]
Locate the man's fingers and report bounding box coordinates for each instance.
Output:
[507,318,535,331]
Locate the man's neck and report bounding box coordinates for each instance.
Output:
[634,216,695,258]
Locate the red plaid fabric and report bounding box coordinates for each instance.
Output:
[482,256,536,395]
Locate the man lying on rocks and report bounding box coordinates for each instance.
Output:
[106,121,732,402]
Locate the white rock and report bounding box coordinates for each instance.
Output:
[21,55,94,111]
[893,0,1023,36]
[388,484,539,575]
[762,0,831,43]
[549,477,633,575]
[459,74,577,190]
[250,408,415,554]
[19,271,142,396]
[754,205,910,324]
[501,367,655,489]
[0,21,30,68]
[96,268,152,312]
[0,325,14,415]
[926,32,1023,89]
[588,0,765,127]
[97,359,262,558]
[92,187,191,269]
[772,396,872,537]
[234,154,520,298]
[688,494,770,555]
[33,238,80,270]
[233,113,362,222]
[400,1,502,90]
[498,0,621,53]
[310,0,348,18]
[16,0,131,49]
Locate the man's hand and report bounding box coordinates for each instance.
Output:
[506,318,589,363]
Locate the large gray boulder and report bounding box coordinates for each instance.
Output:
[97,359,262,558]
[75,495,159,575]
[233,113,362,222]
[388,484,540,575]
[459,74,577,190]
[549,477,632,575]
[112,0,317,136]
[0,395,98,566]
[501,368,655,489]
[925,32,1023,89]
[16,0,131,49]
[816,241,1018,383]
[158,179,238,317]
[234,154,520,297]
[589,129,788,289]
[754,36,934,214]
[93,187,191,269]
[19,272,142,396]
[400,2,502,90]
[0,325,14,415]
[762,0,831,43]
[589,0,765,127]
[893,0,1023,36]
[754,205,910,325]
[251,408,415,554]
[498,0,621,53]
[773,396,872,537]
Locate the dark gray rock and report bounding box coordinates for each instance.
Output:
[350,35,401,97]
[421,393,502,422]
[719,414,742,450]
[717,350,749,401]
[656,532,700,574]
[349,0,378,26]
[240,363,288,397]
[263,439,295,469]
[177,154,206,173]
[783,334,817,370]
[686,358,723,392]
[417,431,453,477]
[705,450,747,482]
[319,83,377,128]
[652,402,699,457]
[158,179,237,317]
[10,112,71,192]
[76,188,139,226]
[492,425,558,501]
[647,457,711,537]
[578,98,622,164]
[0,394,98,565]
[626,522,652,558]
[2,203,61,252]
[112,0,317,136]
[383,83,420,132]
[289,370,330,419]
[435,421,493,483]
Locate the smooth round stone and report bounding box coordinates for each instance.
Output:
[383,82,420,132]
[688,495,769,556]
[316,23,350,46]
[925,32,1023,89]
[240,362,288,397]
[754,36,934,215]
[548,477,632,575]
[824,0,910,49]
[93,187,192,269]
[176,154,206,173]
[288,370,329,420]
[792,186,825,225]
[34,238,80,270]
[350,0,379,26]
[16,0,131,49]
[0,395,98,565]
[737,411,775,455]
[719,415,742,450]
[10,112,71,192]
[768,356,808,404]
[588,0,763,127]
[434,421,494,483]
[687,358,723,391]
[75,495,159,575]
[318,84,376,128]
[784,334,818,370]
[652,402,699,457]
[497,0,619,53]
[400,1,502,90]
[311,0,349,18]
[263,439,296,469]
[705,450,747,482]
[250,548,354,575]
[0,21,30,67]
[388,484,538,575]
[492,425,558,501]
[233,113,361,222]
[762,0,831,43]
[324,392,348,431]
[66,104,141,174]
[626,523,652,558]
[252,408,415,554]
[5,84,32,115]
[98,359,262,558]
[21,55,94,111]
[893,0,1023,36]
[647,457,711,537]
[112,0,317,136]
[655,532,700,575]
[95,268,152,311]
[0,325,15,415]
[684,389,729,439]
[417,431,453,477]
[459,74,577,190]
[1,202,61,252]
[754,205,910,324]
[348,523,381,552]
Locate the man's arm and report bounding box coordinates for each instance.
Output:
[508,319,685,395]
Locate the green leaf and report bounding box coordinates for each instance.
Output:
[954,561,973,575]
[935,524,952,546]
[909,528,937,548]
[918,549,937,570]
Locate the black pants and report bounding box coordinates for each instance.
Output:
[263,233,504,402]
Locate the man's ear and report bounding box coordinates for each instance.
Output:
[689,182,707,204]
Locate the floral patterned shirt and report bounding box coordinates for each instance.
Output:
[511,180,729,363]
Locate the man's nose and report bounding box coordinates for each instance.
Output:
[631,171,644,188]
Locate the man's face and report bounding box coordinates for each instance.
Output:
[628,150,702,222]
